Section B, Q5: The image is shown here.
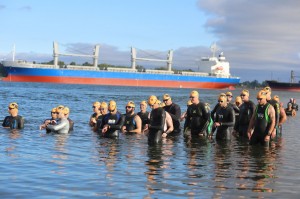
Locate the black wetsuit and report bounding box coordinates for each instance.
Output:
[238,100,256,138]
[164,103,181,132]
[2,115,24,129]
[68,118,74,131]
[250,103,271,146]
[101,111,125,138]
[292,103,298,111]
[137,111,149,130]
[215,105,235,140]
[148,107,166,144]
[123,113,138,133]
[184,102,210,136]
[285,109,293,116]
[267,99,280,132]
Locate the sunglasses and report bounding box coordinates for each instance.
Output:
[240,94,246,97]
[189,96,195,99]
[99,108,105,111]
[8,107,15,110]
[218,100,224,103]
[126,106,133,109]
[51,112,58,114]
[226,95,232,97]
[163,99,169,102]
[257,98,263,101]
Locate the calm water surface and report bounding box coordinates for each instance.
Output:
[0,82,299,198]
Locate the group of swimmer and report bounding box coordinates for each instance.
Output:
[2,86,298,146]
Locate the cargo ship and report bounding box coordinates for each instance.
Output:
[266,70,300,92]
[1,42,240,89]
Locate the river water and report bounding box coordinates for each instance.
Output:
[0,82,299,198]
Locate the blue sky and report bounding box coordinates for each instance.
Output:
[1,0,300,82]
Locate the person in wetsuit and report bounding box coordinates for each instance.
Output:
[93,102,108,132]
[285,102,296,117]
[162,94,181,133]
[273,95,287,135]
[184,90,210,137]
[2,102,24,130]
[137,100,150,133]
[263,87,280,138]
[238,89,256,138]
[89,101,101,127]
[292,98,299,111]
[233,96,243,136]
[247,90,276,146]
[46,107,70,134]
[40,107,59,133]
[212,95,235,140]
[56,105,74,132]
[121,101,142,134]
[147,95,173,144]
[101,100,125,138]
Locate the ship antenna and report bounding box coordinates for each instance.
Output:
[210,42,219,57]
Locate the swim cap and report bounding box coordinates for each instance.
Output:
[108,100,117,111]
[273,95,280,102]
[140,100,147,106]
[51,107,57,112]
[225,91,233,96]
[148,95,158,106]
[56,105,64,113]
[163,94,171,101]
[240,89,249,96]
[219,93,226,97]
[62,107,70,115]
[126,101,135,108]
[100,102,108,108]
[264,86,271,94]
[218,95,227,102]
[187,100,192,106]
[190,90,199,97]
[93,101,101,107]
[157,100,165,108]
[9,102,18,109]
[257,90,267,99]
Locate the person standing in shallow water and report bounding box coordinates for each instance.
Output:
[247,90,275,146]
[89,101,101,127]
[238,89,256,138]
[162,94,181,133]
[184,90,210,137]
[101,100,125,138]
[40,107,58,133]
[2,102,24,130]
[46,107,70,134]
[121,101,142,134]
[137,100,150,133]
[211,95,235,140]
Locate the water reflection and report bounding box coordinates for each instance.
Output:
[51,134,69,174]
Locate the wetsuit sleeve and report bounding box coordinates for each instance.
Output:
[232,103,240,113]
[18,116,25,129]
[220,107,235,127]
[184,106,191,130]
[211,104,219,121]
[149,111,166,131]
[202,103,210,122]
[109,114,125,130]
[2,116,10,127]
[47,120,67,131]
[168,104,181,122]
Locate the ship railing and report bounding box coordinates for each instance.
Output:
[66,65,99,71]
[181,71,209,77]
[145,69,174,74]
[107,67,138,72]
[1,61,57,69]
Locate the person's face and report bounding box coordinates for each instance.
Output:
[99,107,107,115]
[93,105,100,113]
[125,106,134,114]
[140,104,146,112]
[51,111,58,119]
[257,97,266,105]
[8,107,17,115]
[218,98,227,107]
[189,95,198,104]
[240,93,249,101]
[163,98,172,106]
[226,94,233,102]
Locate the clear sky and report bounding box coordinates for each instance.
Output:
[1,0,300,82]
